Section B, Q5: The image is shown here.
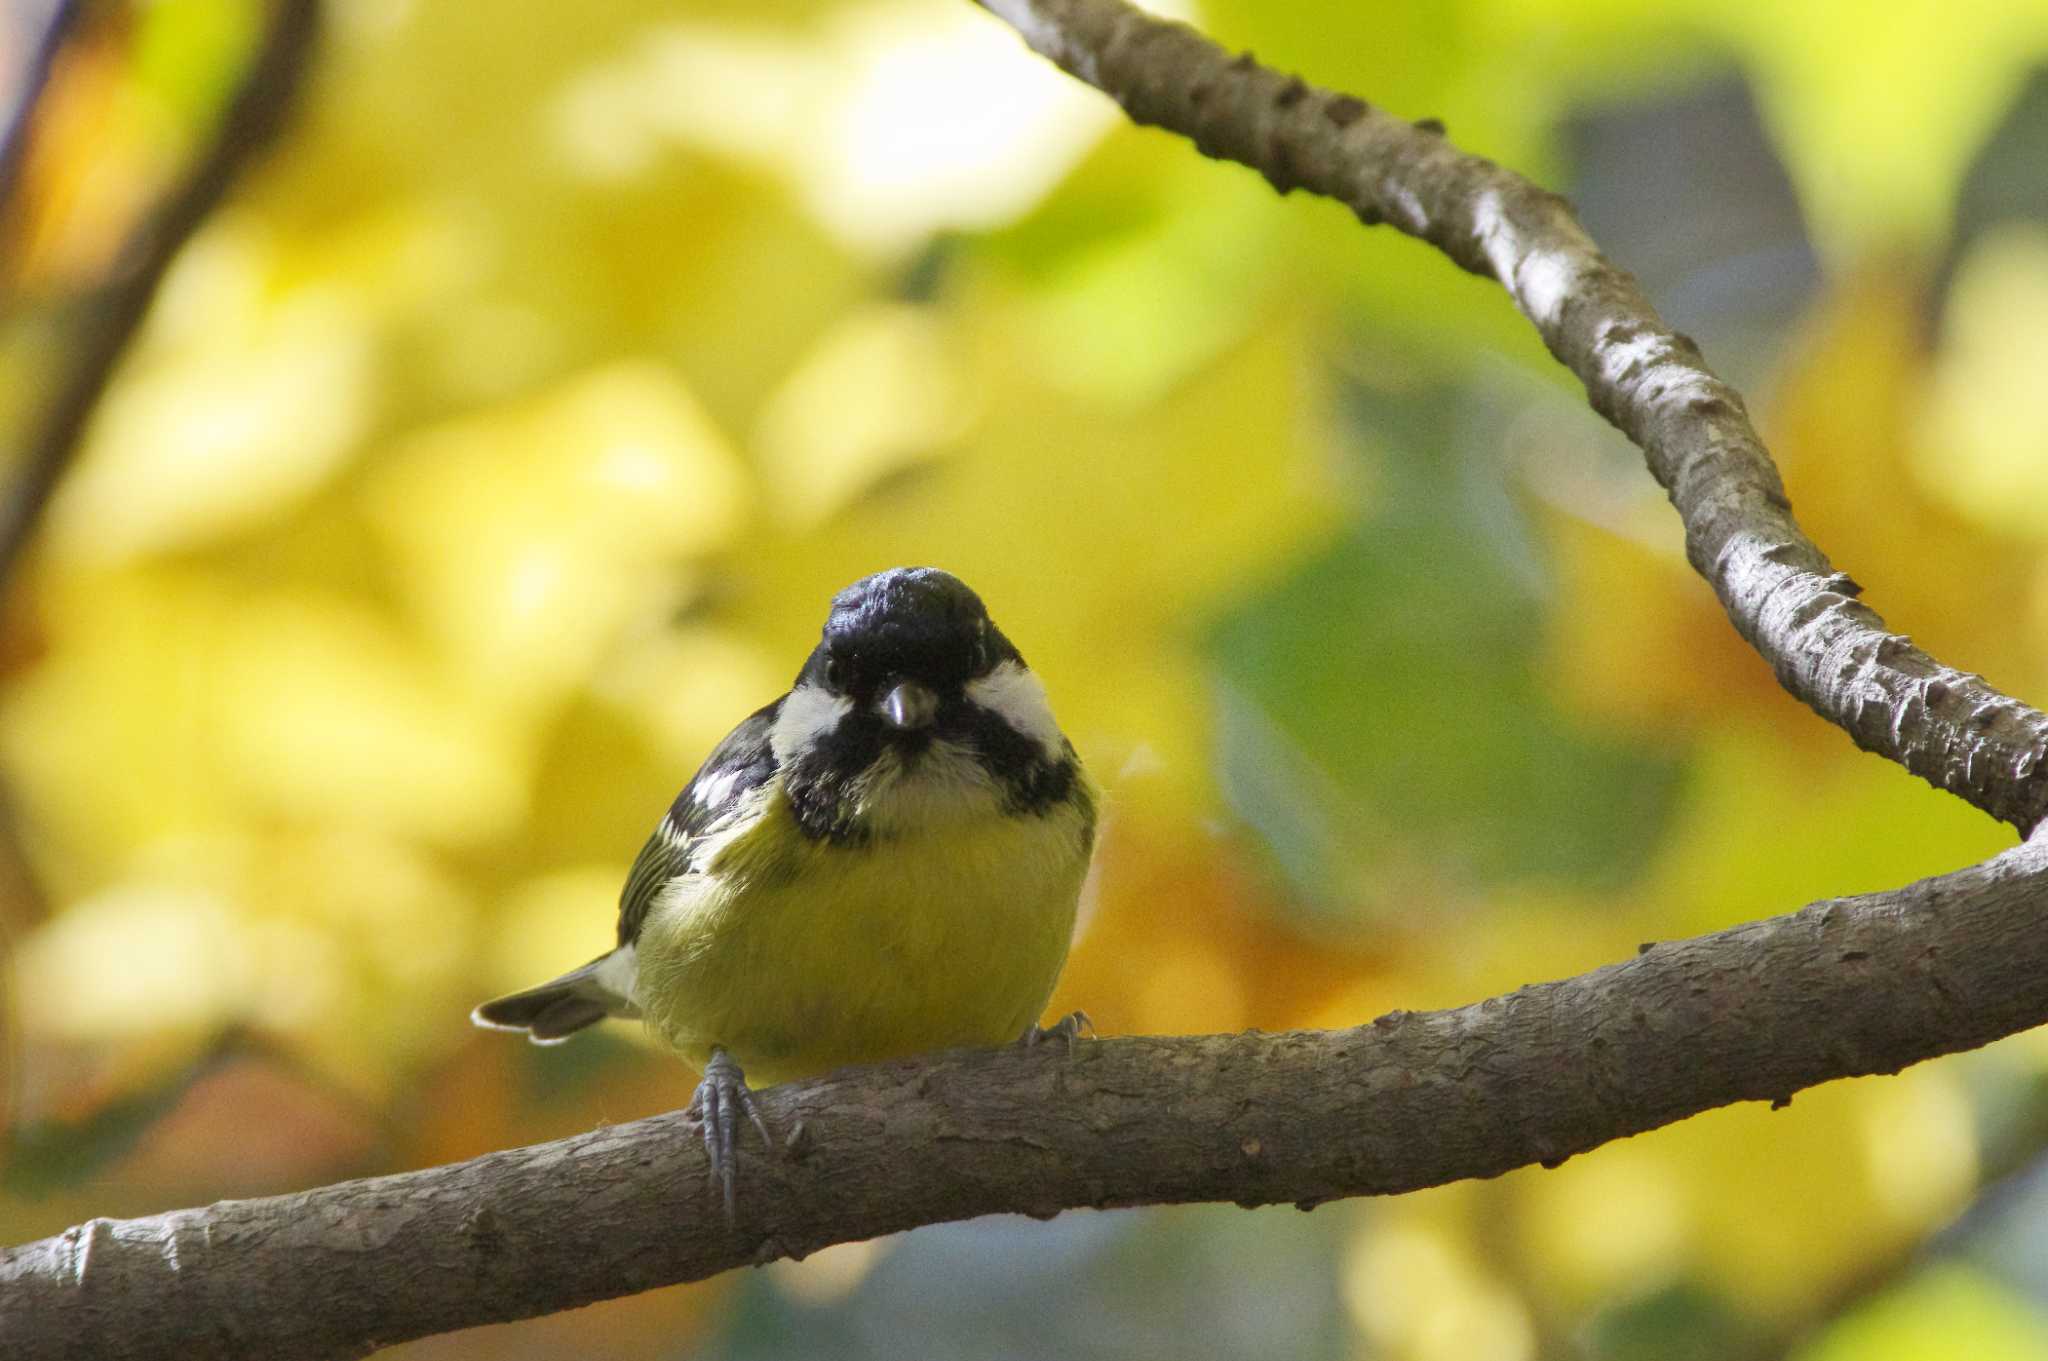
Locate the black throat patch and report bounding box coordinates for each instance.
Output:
[781,696,1082,846]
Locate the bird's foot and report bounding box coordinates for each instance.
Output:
[1018,1010,1094,1057]
[689,1047,772,1220]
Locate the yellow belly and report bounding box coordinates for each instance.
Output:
[633,781,1092,1086]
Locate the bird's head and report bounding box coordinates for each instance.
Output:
[803,567,1017,738]
[771,568,1070,835]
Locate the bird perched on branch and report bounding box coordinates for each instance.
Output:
[473,567,1097,1210]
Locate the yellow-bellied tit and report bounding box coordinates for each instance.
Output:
[473,567,1097,1209]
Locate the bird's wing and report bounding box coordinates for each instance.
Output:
[615,696,784,946]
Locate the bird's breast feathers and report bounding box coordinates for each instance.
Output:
[631,749,1095,1083]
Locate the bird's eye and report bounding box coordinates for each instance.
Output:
[824,655,847,690]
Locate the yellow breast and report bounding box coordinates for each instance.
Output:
[633,772,1094,1086]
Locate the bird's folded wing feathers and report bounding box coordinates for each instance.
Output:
[615,697,784,947]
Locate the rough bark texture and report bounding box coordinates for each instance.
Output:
[5,837,2047,1359]
[7,1,2048,1357]
[975,0,2048,834]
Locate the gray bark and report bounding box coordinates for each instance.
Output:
[6,838,2047,1359]
[976,0,2048,833]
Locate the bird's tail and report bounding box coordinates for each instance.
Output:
[471,948,639,1045]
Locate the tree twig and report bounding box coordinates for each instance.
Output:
[972,0,2048,834]
[4,837,2047,1359]
[0,0,319,584]
[0,0,79,225]
[0,0,317,1211]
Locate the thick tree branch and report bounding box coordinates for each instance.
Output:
[6,837,2048,1359]
[0,0,318,584]
[975,0,2048,833]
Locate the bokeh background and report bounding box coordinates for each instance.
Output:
[7,0,2048,1356]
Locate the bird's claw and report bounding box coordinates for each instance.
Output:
[1019,1010,1094,1057]
[690,1047,772,1220]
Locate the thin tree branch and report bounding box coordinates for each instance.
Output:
[0,0,319,584]
[0,0,80,1155]
[973,0,2048,834]
[0,0,79,223]
[5,836,2048,1359]
[0,0,317,1197]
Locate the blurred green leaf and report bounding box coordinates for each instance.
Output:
[1210,377,1683,905]
[1582,1281,1764,1361]
[2,1045,224,1195]
[132,0,261,126]
[1794,1266,2048,1361]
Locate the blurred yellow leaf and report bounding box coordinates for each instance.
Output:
[539,0,1144,257]
[368,360,750,716]
[1343,1215,1537,1361]
[1769,266,2040,693]
[18,884,250,1040]
[52,260,376,563]
[488,865,632,1002]
[594,624,785,767]
[1537,504,1790,740]
[754,302,970,527]
[216,592,529,844]
[1513,1141,1690,1311]
[0,568,241,884]
[1916,224,2048,541]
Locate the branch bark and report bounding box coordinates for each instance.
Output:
[6,838,2048,1359]
[976,0,2048,834]
[6,1,2048,1357]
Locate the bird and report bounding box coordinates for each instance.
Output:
[472,566,1098,1211]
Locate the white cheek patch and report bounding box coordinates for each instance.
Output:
[770,682,852,765]
[966,661,1064,760]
